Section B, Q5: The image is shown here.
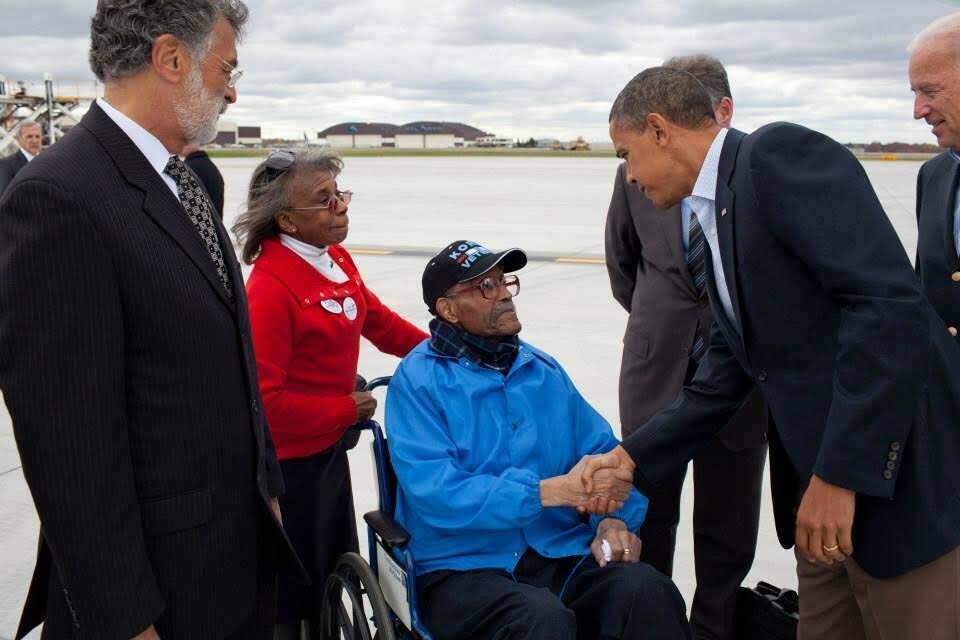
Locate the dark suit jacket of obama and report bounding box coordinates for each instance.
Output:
[623,123,960,579]
[605,161,766,448]
[0,102,303,639]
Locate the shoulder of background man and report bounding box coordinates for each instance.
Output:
[5,121,110,201]
[918,150,954,188]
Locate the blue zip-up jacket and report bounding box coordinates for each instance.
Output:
[386,339,648,576]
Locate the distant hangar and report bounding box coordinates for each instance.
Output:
[316,121,505,149]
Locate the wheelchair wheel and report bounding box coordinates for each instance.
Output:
[321,552,397,640]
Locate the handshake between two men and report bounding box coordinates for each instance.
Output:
[539,445,641,567]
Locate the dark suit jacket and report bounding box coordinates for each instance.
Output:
[605,162,766,449]
[0,103,303,639]
[916,152,960,344]
[622,123,960,579]
[0,149,28,195]
[185,150,225,219]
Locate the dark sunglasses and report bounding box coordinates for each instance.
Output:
[263,149,296,181]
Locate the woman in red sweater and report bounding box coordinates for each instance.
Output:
[233,150,427,638]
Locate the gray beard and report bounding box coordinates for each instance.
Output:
[175,68,226,145]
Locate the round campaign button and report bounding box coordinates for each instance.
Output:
[343,296,358,321]
[321,299,343,314]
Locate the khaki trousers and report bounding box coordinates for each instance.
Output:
[795,545,960,640]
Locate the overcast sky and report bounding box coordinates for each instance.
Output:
[3,0,960,143]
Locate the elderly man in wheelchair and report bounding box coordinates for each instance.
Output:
[381,240,692,640]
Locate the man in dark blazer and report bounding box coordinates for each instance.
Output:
[587,67,960,639]
[0,2,302,639]
[183,142,226,219]
[0,121,42,195]
[604,54,766,640]
[910,13,960,346]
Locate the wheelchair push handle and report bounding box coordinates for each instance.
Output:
[362,376,392,392]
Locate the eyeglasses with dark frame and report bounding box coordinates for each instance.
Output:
[445,274,520,301]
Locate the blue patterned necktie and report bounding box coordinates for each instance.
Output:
[687,206,708,360]
[164,156,234,299]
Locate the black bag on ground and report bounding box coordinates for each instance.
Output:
[734,581,799,639]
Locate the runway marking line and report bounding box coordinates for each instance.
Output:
[555,257,605,264]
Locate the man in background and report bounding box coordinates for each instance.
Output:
[0,121,42,194]
[910,12,960,348]
[0,1,300,638]
[183,142,225,218]
[604,54,766,640]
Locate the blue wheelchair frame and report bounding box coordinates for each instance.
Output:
[356,376,435,640]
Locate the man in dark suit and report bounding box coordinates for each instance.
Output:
[604,54,766,640]
[183,142,226,218]
[585,67,960,639]
[0,2,302,639]
[0,121,42,194]
[910,13,960,346]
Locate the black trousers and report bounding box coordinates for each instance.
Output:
[419,549,692,640]
[634,361,767,640]
[276,443,359,625]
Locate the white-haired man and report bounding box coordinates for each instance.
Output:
[911,13,960,350]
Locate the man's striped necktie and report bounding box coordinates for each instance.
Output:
[687,207,708,361]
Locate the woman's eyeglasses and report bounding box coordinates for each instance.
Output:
[445,274,520,300]
[288,190,353,213]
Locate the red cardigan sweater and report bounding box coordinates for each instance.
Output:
[246,239,427,460]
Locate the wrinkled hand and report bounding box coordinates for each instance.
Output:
[795,474,855,566]
[131,625,160,640]
[540,455,628,514]
[580,445,637,514]
[590,518,642,567]
[270,497,283,526]
[351,391,378,422]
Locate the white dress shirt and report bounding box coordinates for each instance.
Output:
[96,97,179,200]
[19,148,34,162]
[686,128,738,330]
[279,233,349,283]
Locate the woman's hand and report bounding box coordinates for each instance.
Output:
[351,391,378,422]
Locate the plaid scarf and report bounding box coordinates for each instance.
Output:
[429,318,520,375]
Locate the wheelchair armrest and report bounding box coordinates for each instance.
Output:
[364,510,411,547]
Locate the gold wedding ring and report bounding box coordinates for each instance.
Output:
[623,548,631,555]
[823,544,839,552]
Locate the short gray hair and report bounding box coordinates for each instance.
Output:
[909,11,960,60]
[663,54,731,108]
[609,66,716,133]
[233,150,344,264]
[15,121,41,139]
[89,0,249,82]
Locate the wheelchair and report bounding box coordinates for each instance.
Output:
[319,376,435,640]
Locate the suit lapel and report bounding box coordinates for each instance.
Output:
[714,129,749,357]
[82,103,234,311]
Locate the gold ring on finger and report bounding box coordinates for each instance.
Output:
[823,544,839,552]
[623,548,631,555]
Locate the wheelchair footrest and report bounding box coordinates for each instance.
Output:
[365,510,411,547]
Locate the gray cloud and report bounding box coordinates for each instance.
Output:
[2,0,960,142]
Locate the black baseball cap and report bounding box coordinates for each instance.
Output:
[422,240,527,314]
